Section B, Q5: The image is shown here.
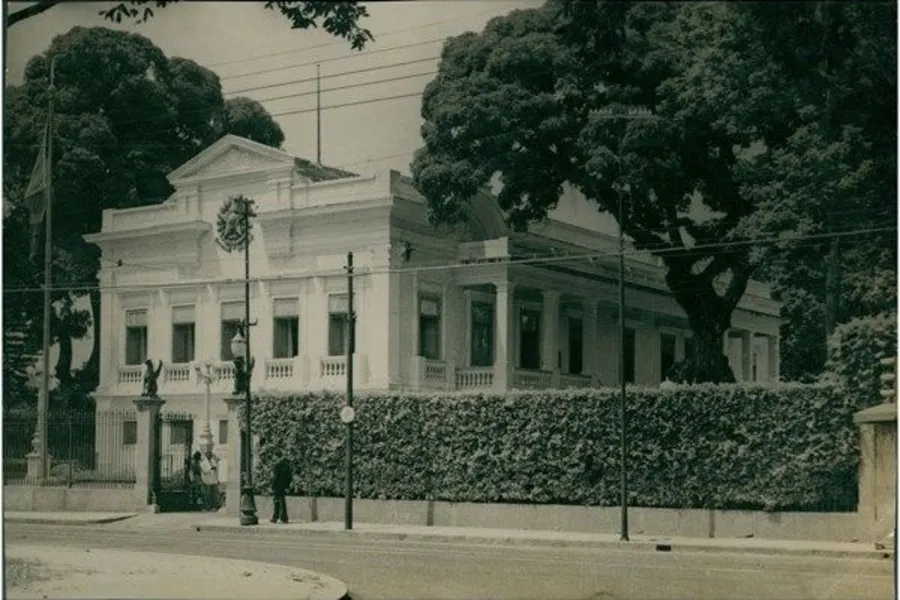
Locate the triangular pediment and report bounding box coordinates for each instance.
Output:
[167,134,294,185]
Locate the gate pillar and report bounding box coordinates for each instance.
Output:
[223,396,244,517]
[134,397,166,509]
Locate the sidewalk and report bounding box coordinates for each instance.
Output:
[193,516,895,561]
[5,544,347,600]
[4,511,137,525]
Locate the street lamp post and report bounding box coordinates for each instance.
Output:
[215,193,258,526]
[194,361,217,454]
[231,328,257,525]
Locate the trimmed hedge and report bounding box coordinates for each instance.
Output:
[249,384,859,512]
[824,312,897,410]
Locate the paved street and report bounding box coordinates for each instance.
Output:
[5,522,893,600]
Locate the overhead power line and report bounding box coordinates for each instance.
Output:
[205,8,502,70]
[226,55,439,95]
[222,38,444,82]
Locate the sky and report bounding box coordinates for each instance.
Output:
[3,0,620,377]
[5,1,538,176]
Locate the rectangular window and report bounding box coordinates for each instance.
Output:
[172,305,195,364]
[125,309,148,365]
[220,302,245,361]
[684,336,695,362]
[624,327,636,384]
[660,333,676,381]
[273,298,300,359]
[419,296,442,360]
[328,294,355,356]
[519,308,541,369]
[568,317,583,374]
[470,301,494,367]
[123,420,137,446]
[218,419,229,445]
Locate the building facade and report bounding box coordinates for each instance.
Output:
[85,134,782,463]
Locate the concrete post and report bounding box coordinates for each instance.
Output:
[133,397,165,509]
[854,402,897,545]
[223,396,244,516]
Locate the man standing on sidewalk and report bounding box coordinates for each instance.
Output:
[270,452,292,524]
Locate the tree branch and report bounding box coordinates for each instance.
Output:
[723,256,753,314]
[7,0,60,27]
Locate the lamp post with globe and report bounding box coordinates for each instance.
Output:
[216,194,258,526]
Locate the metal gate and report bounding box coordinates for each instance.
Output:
[152,411,195,512]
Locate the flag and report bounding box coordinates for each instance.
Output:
[25,121,50,262]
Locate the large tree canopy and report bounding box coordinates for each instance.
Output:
[412,0,895,383]
[3,26,291,408]
[7,1,374,51]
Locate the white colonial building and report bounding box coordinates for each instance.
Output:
[85,134,781,456]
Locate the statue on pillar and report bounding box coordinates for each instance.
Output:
[142,359,164,398]
[233,356,255,397]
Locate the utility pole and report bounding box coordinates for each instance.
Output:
[343,251,356,530]
[32,56,56,483]
[316,64,322,164]
[618,191,629,542]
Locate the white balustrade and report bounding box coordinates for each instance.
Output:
[513,369,553,389]
[215,362,235,380]
[118,365,143,385]
[266,358,294,379]
[424,360,447,384]
[455,367,494,390]
[164,363,192,383]
[559,373,593,389]
[320,356,347,379]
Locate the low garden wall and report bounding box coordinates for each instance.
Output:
[4,485,146,512]
[250,495,864,542]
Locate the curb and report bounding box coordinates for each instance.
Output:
[193,523,894,561]
[6,514,137,525]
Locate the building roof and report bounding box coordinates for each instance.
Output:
[293,157,358,182]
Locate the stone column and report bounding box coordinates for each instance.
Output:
[767,334,781,382]
[493,281,515,390]
[582,299,599,386]
[541,291,561,378]
[739,329,753,382]
[254,281,272,384]
[854,403,897,544]
[133,397,165,509]
[223,396,245,517]
[411,273,420,360]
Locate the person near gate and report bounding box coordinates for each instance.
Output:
[199,449,220,511]
[188,451,204,510]
[270,451,292,524]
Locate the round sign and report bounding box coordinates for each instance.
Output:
[340,405,356,424]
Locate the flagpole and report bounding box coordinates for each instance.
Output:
[37,57,56,481]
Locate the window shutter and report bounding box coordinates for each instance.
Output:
[126,309,147,327]
[273,298,299,318]
[221,302,245,320]
[172,305,195,324]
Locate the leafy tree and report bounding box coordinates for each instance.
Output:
[7,1,374,51]
[2,23,350,406]
[224,97,286,149]
[412,1,895,383]
[728,2,897,380]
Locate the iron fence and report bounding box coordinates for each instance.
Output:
[3,410,137,487]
